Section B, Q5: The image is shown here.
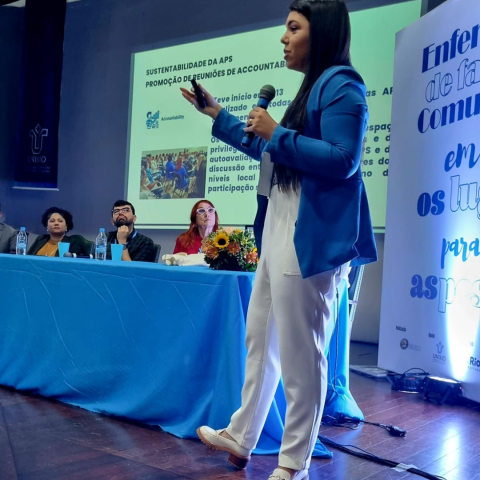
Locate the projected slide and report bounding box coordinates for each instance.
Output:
[127,1,420,228]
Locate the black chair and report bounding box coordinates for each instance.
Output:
[150,244,161,263]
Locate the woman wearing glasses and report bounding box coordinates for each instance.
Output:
[173,200,219,254]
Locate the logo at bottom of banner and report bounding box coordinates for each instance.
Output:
[400,338,421,352]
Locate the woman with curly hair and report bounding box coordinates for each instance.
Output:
[28,207,92,257]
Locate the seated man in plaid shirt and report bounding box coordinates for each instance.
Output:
[107,200,155,262]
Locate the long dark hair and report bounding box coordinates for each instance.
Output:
[276,0,352,193]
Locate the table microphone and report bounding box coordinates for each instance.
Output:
[241,85,276,148]
[63,252,94,259]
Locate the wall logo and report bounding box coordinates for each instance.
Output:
[396,325,406,332]
[146,111,159,129]
[428,333,435,338]
[433,341,446,364]
[400,338,421,352]
[29,124,48,154]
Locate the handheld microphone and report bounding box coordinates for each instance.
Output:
[190,78,206,109]
[63,252,94,259]
[241,85,276,148]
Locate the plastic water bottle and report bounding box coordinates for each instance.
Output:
[16,227,27,256]
[95,228,107,261]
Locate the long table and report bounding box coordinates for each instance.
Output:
[0,254,362,457]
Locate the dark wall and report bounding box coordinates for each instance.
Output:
[1,0,293,239]
[0,0,415,342]
[0,0,411,239]
[0,7,23,224]
[421,0,448,15]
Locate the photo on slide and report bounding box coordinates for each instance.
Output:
[139,146,208,200]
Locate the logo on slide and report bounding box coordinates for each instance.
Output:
[29,124,48,154]
[146,111,159,129]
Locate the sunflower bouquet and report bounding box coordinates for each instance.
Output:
[202,227,258,272]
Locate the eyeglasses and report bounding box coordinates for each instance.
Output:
[197,207,215,215]
[112,207,131,215]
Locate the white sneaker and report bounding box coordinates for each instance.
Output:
[268,468,309,480]
[196,426,251,469]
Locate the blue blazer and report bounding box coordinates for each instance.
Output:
[212,66,377,278]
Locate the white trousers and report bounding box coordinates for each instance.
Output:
[226,186,348,471]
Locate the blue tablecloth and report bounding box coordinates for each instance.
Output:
[0,255,361,458]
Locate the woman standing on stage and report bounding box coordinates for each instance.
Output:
[181,1,377,479]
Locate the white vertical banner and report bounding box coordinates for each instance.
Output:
[379,0,480,402]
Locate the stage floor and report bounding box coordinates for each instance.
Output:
[0,342,479,480]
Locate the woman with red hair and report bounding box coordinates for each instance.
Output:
[173,200,219,254]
